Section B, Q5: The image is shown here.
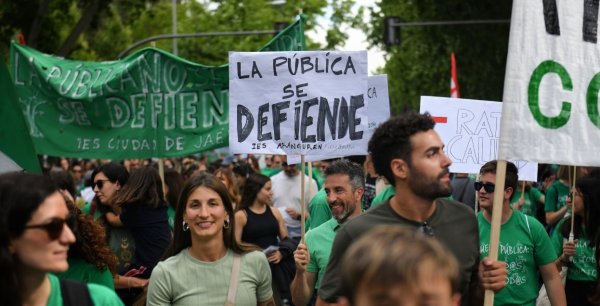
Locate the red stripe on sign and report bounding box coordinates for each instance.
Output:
[432,116,447,123]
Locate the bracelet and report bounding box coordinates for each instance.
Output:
[560,255,570,264]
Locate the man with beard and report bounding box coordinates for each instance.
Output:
[290,159,364,306]
[316,113,507,306]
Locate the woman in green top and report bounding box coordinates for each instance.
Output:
[553,176,600,306]
[0,172,123,306]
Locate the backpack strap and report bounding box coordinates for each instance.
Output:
[60,278,94,306]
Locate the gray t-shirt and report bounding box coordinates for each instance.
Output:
[318,198,480,305]
[147,249,272,306]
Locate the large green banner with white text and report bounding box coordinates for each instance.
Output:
[9,17,304,159]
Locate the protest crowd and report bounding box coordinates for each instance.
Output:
[3,2,600,306]
[3,112,600,306]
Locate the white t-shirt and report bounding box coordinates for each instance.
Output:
[270,171,318,229]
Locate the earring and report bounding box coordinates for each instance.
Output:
[223,219,230,229]
[182,221,189,231]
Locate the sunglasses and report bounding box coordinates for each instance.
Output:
[24,215,76,240]
[92,179,111,189]
[418,221,435,237]
[474,182,495,193]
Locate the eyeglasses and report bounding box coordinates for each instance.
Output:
[24,215,76,240]
[474,182,495,193]
[92,179,111,189]
[418,221,435,237]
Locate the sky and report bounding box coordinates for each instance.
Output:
[305,0,386,75]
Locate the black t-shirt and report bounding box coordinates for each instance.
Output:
[318,198,480,305]
[120,203,171,277]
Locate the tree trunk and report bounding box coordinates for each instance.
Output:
[57,0,100,57]
[27,0,50,48]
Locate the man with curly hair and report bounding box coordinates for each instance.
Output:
[317,112,507,306]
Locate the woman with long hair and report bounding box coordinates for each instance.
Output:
[235,173,293,305]
[91,163,149,302]
[105,166,171,304]
[0,172,122,306]
[56,199,119,289]
[552,177,600,306]
[164,168,184,231]
[147,173,274,305]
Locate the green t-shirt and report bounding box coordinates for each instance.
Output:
[368,185,395,209]
[305,218,339,289]
[510,188,543,217]
[46,273,124,306]
[147,249,272,306]
[544,180,570,212]
[307,189,331,230]
[55,257,115,290]
[167,205,176,231]
[551,219,598,282]
[478,211,557,306]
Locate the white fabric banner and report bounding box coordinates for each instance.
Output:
[229,51,368,155]
[287,74,390,165]
[500,0,600,166]
[420,96,538,181]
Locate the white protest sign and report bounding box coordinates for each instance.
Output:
[229,51,368,155]
[287,74,390,164]
[420,96,538,181]
[500,1,600,166]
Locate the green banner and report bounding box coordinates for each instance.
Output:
[9,17,305,159]
[0,58,42,173]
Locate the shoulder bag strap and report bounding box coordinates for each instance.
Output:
[225,253,242,306]
[60,278,94,306]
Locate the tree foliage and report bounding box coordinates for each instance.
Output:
[364,1,512,114]
[1,0,356,65]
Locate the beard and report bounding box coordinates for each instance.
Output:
[408,166,452,201]
[329,199,357,224]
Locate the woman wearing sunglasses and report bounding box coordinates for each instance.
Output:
[0,172,123,306]
[90,163,148,301]
[147,173,274,306]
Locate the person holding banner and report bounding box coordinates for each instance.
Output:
[545,166,580,228]
[291,159,364,306]
[476,161,566,306]
[552,177,600,306]
[317,113,506,306]
[147,173,274,306]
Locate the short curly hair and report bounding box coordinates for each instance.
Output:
[368,112,435,186]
